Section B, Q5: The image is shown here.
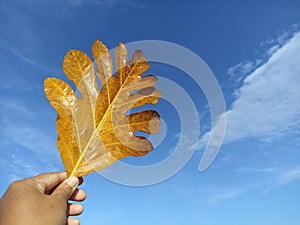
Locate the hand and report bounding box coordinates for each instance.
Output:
[0,172,86,225]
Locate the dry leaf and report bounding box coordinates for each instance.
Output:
[44,40,161,177]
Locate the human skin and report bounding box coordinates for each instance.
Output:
[0,172,86,225]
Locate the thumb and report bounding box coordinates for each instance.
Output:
[52,176,79,200]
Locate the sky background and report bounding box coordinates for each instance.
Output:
[1,0,300,224]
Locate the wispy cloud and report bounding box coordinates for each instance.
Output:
[206,185,254,205]
[265,45,280,56]
[0,117,63,191]
[0,64,34,91]
[0,6,60,75]
[0,151,62,194]
[257,167,300,194]
[228,60,262,81]
[0,154,38,181]
[67,0,146,8]
[168,179,264,205]
[206,166,300,204]
[0,99,34,118]
[260,25,299,48]
[234,167,278,173]
[271,167,300,187]
[7,46,52,72]
[0,120,57,156]
[228,25,300,83]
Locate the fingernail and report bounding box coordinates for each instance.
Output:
[65,176,79,188]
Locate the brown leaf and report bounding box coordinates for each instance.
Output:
[44,40,161,177]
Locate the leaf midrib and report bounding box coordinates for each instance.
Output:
[70,60,142,176]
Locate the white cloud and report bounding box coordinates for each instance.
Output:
[204,31,300,145]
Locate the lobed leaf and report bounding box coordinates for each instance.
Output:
[44,40,161,177]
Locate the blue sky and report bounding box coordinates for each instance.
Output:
[1,0,300,224]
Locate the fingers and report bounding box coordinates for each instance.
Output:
[78,177,84,186]
[68,203,84,216]
[31,172,68,192]
[66,218,80,225]
[52,176,79,200]
[70,189,86,202]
